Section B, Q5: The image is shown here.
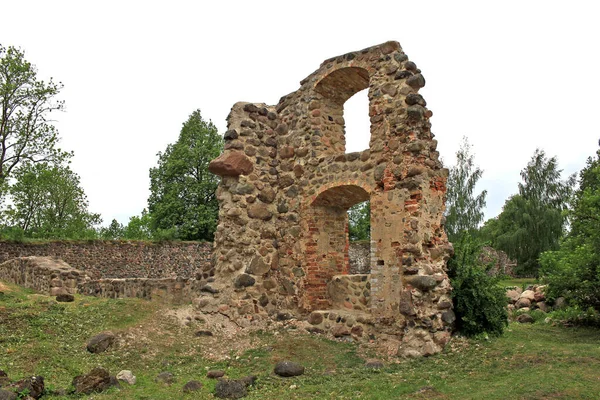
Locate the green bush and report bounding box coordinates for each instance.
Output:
[448,234,508,337]
[548,306,600,327]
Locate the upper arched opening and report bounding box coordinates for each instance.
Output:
[312,184,370,209]
[314,67,369,105]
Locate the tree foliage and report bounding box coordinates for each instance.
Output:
[447,234,508,337]
[0,45,70,196]
[3,162,100,239]
[123,209,152,240]
[541,148,600,312]
[445,137,487,242]
[148,110,222,241]
[485,149,574,276]
[348,201,370,241]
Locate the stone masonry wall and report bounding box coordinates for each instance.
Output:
[0,240,213,280]
[0,256,89,295]
[208,41,454,357]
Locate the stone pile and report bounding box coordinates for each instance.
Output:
[506,285,551,315]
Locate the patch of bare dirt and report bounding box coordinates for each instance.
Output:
[0,281,11,292]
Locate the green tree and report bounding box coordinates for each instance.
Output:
[348,202,370,241]
[492,149,574,276]
[100,218,125,240]
[148,110,223,241]
[0,45,70,196]
[4,162,100,239]
[447,234,508,337]
[123,209,152,240]
[445,137,487,242]
[541,148,600,312]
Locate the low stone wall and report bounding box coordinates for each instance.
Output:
[0,256,89,295]
[348,242,370,274]
[327,274,370,312]
[0,240,214,279]
[79,277,206,305]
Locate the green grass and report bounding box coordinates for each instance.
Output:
[1,282,599,399]
[497,277,538,289]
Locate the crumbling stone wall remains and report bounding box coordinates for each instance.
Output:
[0,256,89,295]
[0,240,213,280]
[208,41,454,357]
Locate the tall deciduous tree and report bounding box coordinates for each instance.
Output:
[445,137,487,242]
[4,162,100,239]
[148,110,223,241]
[541,148,600,311]
[491,149,574,276]
[0,45,70,194]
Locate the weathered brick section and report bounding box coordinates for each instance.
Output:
[0,241,213,279]
[208,41,454,357]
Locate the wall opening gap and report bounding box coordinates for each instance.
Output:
[347,200,371,274]
[343,88,370,154]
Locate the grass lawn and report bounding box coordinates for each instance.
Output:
[497,277,539,289]
[1,281,599,399]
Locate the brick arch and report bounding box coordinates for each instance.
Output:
[303,183,373,310]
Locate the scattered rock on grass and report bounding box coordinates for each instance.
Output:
[71,368,114,395]
[116,370,136,385]
[56,293,74,302]
[155,371,175,385]
[195,330,213,337]
[516,314,534,324]
[274,361,305,377]
[0,389,17,400]
[13,376,44,399]
[86,331,115,354]
[214,379,247,399]
[182,380,203,393]
[207,370,225,379]
[364,360,384,369]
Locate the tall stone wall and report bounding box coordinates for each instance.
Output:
[208,41,454,357]
[0,240,213,280]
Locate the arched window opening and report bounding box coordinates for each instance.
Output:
[343,89,370,154]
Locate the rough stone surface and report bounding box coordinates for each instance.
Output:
[209,152,254,176]
[516,314,535,324]
[71,368,113,395]
[206,41,453,358]
[13,376,44,399]
[86,332,115,354]
[207,370,225,379]
[214,379,247,399]
[0,389,17,400]
[56,293,75,302]
[182,380,203,393]
[116,370,136,385]
[274,361,305,377]
[155,372,175,385]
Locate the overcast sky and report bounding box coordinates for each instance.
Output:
[1,1,598,226]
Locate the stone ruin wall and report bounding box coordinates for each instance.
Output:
[0,240,213,280]
[208,41,454,357]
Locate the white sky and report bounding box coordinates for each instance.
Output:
[1,1,598,226]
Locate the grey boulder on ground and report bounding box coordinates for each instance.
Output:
[116,370,136,385]
[86,331,115,353]
[516,313,535,324]
[12,376,44,399]
[214,379,247,399]
[155,371,175,385]
[274,361,305,377]
[55,293,74,302]
[364,360,384,369]
[0,389,17,400]
[71,368,116,395]
[182,380,203,393]
[207,370,225,379]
